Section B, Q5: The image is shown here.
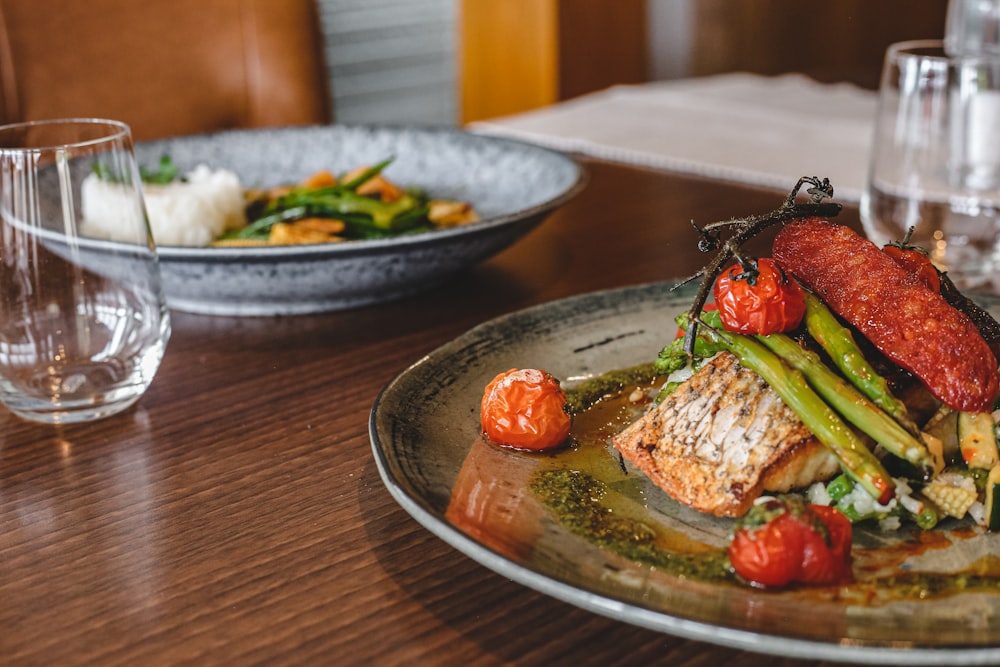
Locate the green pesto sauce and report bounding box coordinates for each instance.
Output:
[564,362,659,414]
[530,469,733,582]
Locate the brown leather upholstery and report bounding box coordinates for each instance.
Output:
[0,0,332,140]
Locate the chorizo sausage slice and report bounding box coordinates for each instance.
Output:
[773,217,998,413]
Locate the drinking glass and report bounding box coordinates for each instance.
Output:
[946,0,1000,56]
[0,119,170,423]
[860,39,1000,291]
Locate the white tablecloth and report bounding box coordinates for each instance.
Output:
[469,73,877,202]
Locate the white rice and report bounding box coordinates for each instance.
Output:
[969,500,987,527]
[878,515,902,531]
[807,481,832,506]
[81,164,246,247]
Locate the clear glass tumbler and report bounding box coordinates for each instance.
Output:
[946,0,1000,56]
[861,39,1000,291]
[0,119,171,423]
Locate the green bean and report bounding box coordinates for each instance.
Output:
[220,206,308,240]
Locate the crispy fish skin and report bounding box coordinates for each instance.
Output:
[773,217,999,413]
[613,352,839,517]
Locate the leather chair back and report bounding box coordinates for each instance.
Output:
[0,0,332,140]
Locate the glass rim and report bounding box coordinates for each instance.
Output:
[887,38,1000,65]
[0,118,131,153]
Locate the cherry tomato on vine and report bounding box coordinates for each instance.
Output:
[727,497,853,588]
[882,230,940,292]
[480,368,572,451]
[712,258,806,335]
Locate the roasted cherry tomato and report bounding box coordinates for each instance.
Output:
[712,258,805,335]
[882,229,940,292]
[727,497,853,588]
[480,368,572,451]
[796,505,853,585]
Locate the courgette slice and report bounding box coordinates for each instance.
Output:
[983,466,1000,531]
[958,411,1000,469]
[919,431,947,476]
[924,407,960,464]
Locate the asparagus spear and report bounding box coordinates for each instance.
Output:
[756,331,934,475]
[688,311,896,504]
[802,291,917,433]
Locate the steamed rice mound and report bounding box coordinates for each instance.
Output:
[81,165,246,247]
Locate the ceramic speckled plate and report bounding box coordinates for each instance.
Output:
[132,125,584,316]
[370,281,1000,665]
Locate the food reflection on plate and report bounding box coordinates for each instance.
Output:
[446,438,543,561]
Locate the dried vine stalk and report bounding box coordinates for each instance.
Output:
[678,176,842,356]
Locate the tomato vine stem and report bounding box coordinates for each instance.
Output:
[676,176,842,356]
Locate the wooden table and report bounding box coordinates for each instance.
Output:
[0,160,865,666]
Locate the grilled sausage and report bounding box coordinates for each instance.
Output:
[773,217,998,413]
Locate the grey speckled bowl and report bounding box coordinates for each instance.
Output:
[134,125,585,316]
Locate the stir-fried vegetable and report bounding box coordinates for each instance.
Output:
[820,473,940,529]
[216,158,477,245]
[922,472,979,519]
[958,411,1000,469]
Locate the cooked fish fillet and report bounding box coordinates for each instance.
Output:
[613,351,840,517]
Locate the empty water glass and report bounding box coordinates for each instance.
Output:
[0,119,170,423]
[861,40,1000,291]
[946,0,1000,56]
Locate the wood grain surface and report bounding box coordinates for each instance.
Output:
[0,160,869,666]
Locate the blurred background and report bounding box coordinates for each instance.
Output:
[0,0,950,133]
[324,0,948,125]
